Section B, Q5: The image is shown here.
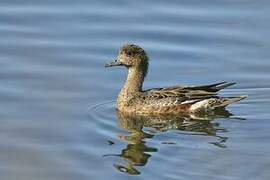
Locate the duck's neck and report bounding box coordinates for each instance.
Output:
[121,67,145,94]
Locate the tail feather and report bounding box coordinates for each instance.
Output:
[190,95,247,112]
[190,82,236,92]
[213,82,236,91]
[214,95,247,108]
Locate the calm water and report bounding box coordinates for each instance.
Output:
[1,0,270,180]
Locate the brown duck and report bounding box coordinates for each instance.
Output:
[105,44,246,115]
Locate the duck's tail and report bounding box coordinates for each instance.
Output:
[190,95,247,112]
[213,95,247,108]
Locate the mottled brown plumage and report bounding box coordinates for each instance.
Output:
[105,44,246,115]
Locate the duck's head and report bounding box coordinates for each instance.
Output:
[105,44,149,72]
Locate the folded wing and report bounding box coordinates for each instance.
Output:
[142,82,244,110]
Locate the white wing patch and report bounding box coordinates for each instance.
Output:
[180,99,199,105]
[189,99,215,111]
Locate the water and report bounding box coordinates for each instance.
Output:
[0,0,269,179]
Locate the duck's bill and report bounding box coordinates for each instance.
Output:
[105,60,123,67]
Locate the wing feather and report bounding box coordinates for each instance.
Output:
[142,83,232,107]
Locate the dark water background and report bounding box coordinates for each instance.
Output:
[0,0,270,179]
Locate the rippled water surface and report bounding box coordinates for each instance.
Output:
[1,0,270,180]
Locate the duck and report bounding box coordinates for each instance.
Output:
[105,43,246,115]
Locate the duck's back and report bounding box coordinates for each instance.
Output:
[117,82,246,114]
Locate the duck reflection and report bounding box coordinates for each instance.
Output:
[108,109,240,175]
[113,130,156,175]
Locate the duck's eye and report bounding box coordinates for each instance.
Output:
[126,51,132,56]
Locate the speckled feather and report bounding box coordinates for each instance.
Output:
[106,44,246,115]
[124,83,244,114]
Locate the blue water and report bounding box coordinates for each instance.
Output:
[0,1,270,180]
